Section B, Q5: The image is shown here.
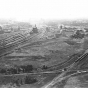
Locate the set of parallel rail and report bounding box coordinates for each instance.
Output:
[0,32,40,57]
[0,32,29,47]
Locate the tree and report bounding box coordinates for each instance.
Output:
[0,69,6,74]
[25,65,33,73]
[71,30,85,39]
[42,65,48,70]
[25,76,37,84]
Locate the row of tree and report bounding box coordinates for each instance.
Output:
[0,65,33,74]
[0,65,48,75]
[13,76,37,86]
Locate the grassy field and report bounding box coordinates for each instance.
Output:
[0,31,84,68]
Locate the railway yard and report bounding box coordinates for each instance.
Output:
[0,20,88,88]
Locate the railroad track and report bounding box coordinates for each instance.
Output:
[42,50,88,88]
[45,51,84,71]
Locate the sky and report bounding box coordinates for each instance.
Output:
[0,0,88,22]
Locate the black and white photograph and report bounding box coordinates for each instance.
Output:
[0,0,88,88]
